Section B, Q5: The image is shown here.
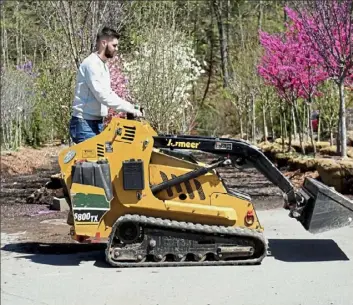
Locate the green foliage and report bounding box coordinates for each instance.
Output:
[0,67,36,150]
[316,81,340,136]
[32,62,75,144]
[2,0,348,150]
[23,106,45,148]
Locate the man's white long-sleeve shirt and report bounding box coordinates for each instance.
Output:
[71,52,136,120]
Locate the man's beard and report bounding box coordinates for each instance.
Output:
[104,47,115,58]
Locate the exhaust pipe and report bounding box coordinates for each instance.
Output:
[295,178,353,233]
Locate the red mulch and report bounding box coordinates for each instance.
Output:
[1,145,63,178]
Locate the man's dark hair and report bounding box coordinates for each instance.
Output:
[96,27,120,43]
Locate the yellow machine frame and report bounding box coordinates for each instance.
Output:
[58,117,263,242]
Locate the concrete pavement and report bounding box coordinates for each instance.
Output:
[1,208,353,305]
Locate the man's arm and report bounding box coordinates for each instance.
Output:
[84,61,139,114]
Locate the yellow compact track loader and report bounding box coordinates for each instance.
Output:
[58,116,353,267]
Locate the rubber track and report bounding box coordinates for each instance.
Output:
[105,214,268,268]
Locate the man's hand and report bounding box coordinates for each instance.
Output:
[132,104,144,117]
[131,108,142,117]
[125,106,142,120]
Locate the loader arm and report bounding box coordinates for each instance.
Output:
[153,134,353,233]
[153,135,298,205]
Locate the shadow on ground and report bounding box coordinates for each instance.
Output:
[1,242,110,268]
[268,239,349,262]
[1,238,349,268]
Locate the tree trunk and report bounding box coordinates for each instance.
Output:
[270,109,275,140]
[291,105,297,139]
[317,113,321,142]
[246,107,250,141]
[15,111,19,149]
[307,101,316,156]
[237,3,245,49]
[212,0,229,88]
[33,42,37,67]
[19,20,23,64]
[284,112,287,139]
[262,105,268,142]
[252,94,256,143]
[337,122,341,153]
[257,0,263,32]
[293,100,305,155]
[226,0,233,80]
[52,1,80,69]
[240,116,244,139]
[280,113,284,151]
[1,7,7,67]
[2,123,8,150]
[337,81,347,158]
[91,1,97,52]
[303,102,307,142]
[287,104,292,152]
[201,15,214,106]
[15,1,20,66]
[330,128,334,146]
[226,0,230,47]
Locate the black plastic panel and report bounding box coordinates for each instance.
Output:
[71,160,113,201]
[123,159,145,190]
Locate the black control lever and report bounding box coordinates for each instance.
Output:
[126,106,145,120]
[126,112,135,120]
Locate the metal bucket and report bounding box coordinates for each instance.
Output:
[297,178,353,233]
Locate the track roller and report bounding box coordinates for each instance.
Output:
[105,214,267,268]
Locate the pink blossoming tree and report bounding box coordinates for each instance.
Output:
[258,30,301,152]
[103,55,134,127]
[258,29,327,153]
[258,0,352,157]
[284,12,329,154]
[287,0,353,158]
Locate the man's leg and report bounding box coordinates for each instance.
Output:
[67,117,102,226]
[97,120,104,134]
[87,119,104,135]
[69,117,97,144]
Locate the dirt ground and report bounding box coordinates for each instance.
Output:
[1,145,72,244]
[0,144,342,246]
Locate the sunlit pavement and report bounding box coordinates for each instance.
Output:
[1,208,353,305]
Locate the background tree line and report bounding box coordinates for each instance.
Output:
[1,0,352,157]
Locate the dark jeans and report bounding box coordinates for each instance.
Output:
[69,116,103,144]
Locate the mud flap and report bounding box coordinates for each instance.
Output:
[297,178,353,233]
